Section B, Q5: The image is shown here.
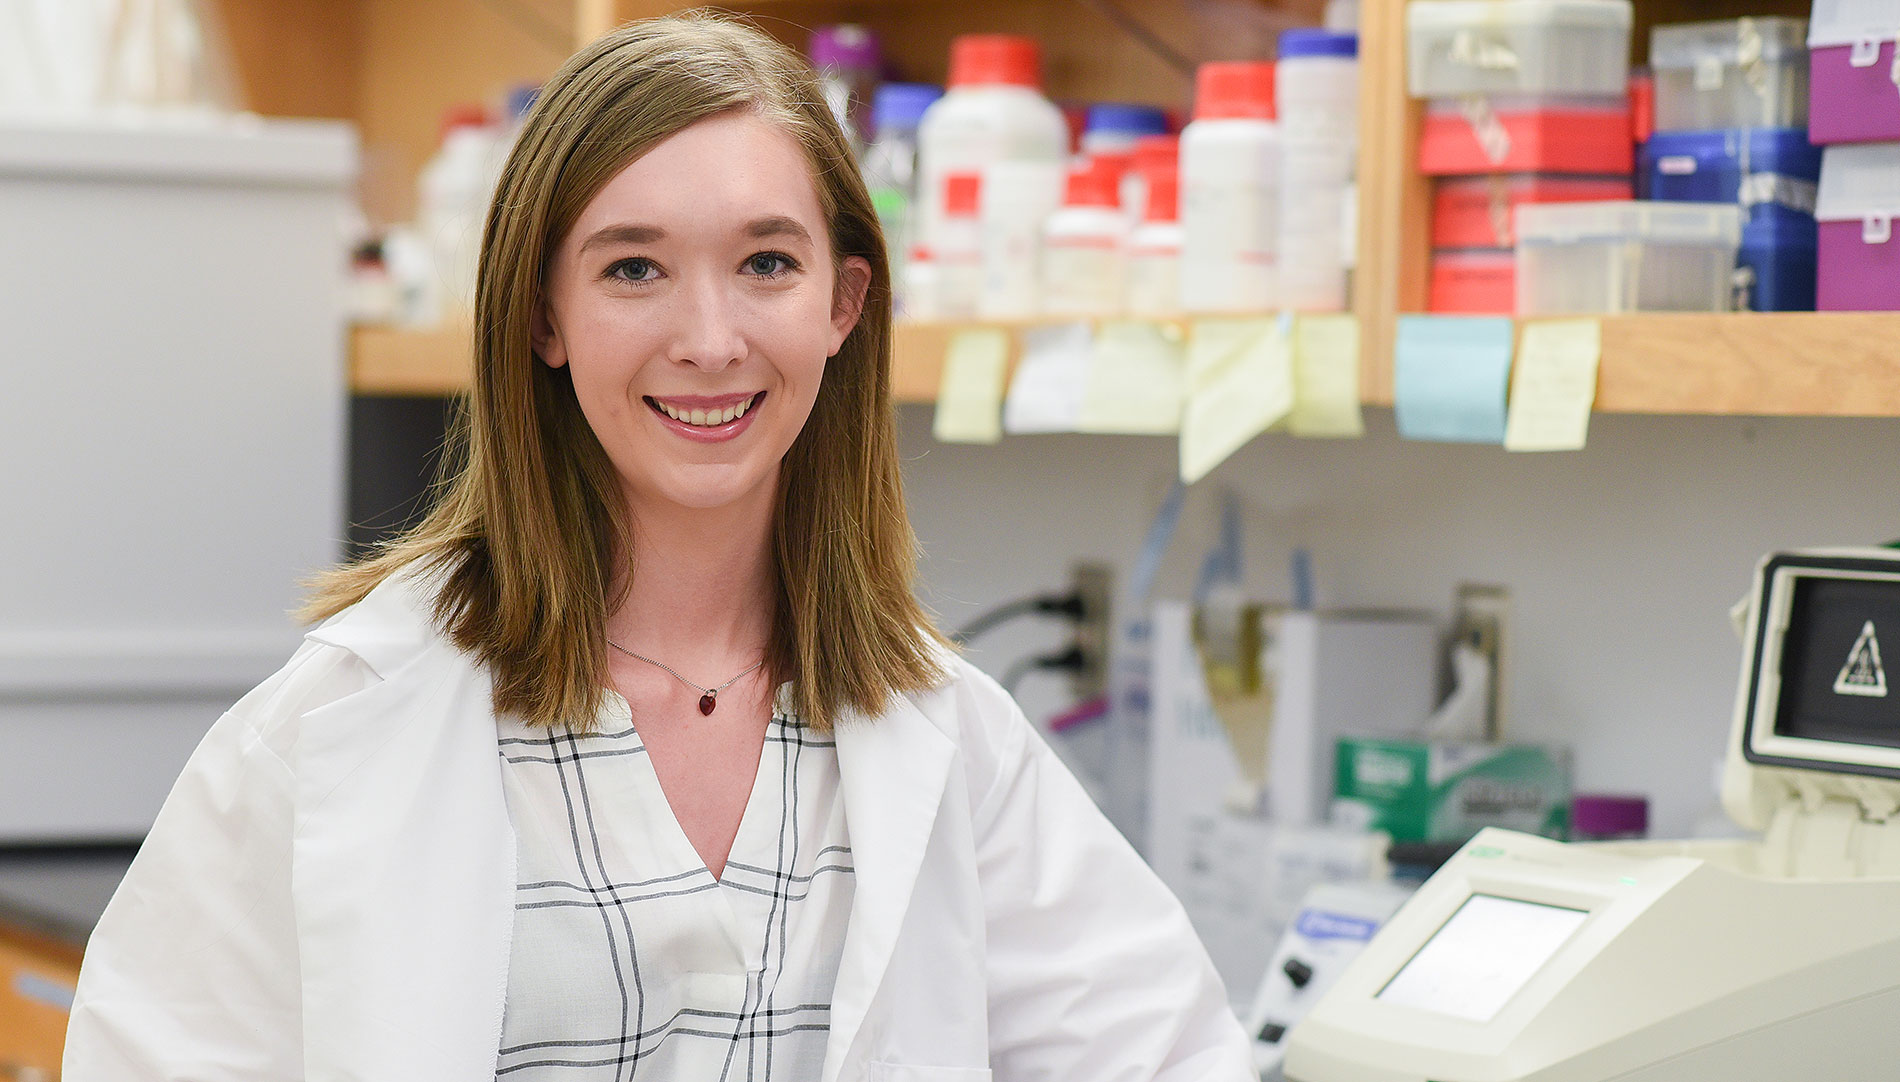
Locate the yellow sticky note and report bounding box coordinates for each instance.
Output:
[1180,318,1294,484]
[1504,319,1601,452]
[1290,314,1365,438]
[932,328,1010,444]
[1078,320,1185,435]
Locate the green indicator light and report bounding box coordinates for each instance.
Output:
[1620,876,1638,886]
[1469,846,1505,859]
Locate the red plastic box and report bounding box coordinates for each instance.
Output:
[1433,174,1633,248]
[1429,249,1516,313]
[1419,96,1633,175]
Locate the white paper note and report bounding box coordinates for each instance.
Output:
[1003,321,1093,434]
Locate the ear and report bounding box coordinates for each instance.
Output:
[531,297,567,369]
[827,255,872,357]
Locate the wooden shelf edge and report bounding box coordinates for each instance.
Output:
[1590,312,1900,417]
[350,312,1900,419]
[350,324,472,396]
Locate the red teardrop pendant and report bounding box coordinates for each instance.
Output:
[698,693,716,716]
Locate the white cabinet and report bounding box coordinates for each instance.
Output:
[0,115,356,840]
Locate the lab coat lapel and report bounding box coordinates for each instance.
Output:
[822,692,957,1082]
[296,590,516,1081]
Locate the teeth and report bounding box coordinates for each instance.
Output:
[655,394,759,427]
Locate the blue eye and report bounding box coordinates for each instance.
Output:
[744,252,797,278]
[607,257,659,283]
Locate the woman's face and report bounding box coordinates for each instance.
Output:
[535,109,870,516]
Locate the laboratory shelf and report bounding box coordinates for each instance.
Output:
[350,313,1900,416]
[1356,312,1900,417]
[348,320,1016,402]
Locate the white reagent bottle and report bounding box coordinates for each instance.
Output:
[1041,159,1128,316]
[915,35,1067,319]
[1277,28,1359,312]
[935,171,984,319]
[1126,165,1183,317]
[1180,61,1281,313]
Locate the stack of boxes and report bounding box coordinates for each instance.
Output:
[1808,0,1900,311]
[1404,0,1635,313]
[1638,17,1820,311]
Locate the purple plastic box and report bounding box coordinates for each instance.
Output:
[1818,220,1900,309]
[1816,142,1900,311]
[1808,1,1900,144]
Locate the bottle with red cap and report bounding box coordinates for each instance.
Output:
[915,34,1068,318]
[1041,158,1128,316]
[1127,164,1183,317]
[1179,61,1281,313]
[417,103,502,324]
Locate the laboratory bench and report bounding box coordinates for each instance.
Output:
[0,845,136,1078]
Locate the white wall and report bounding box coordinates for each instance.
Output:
[897,404,1900,838]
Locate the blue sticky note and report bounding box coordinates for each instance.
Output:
[1394,316,1514,444]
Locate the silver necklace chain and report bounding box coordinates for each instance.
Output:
[606,638,763,701]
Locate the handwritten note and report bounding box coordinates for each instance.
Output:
[1003,321,1093,434]
[1289,314,1365,438]
[932,327,1009,444]
[1505,319,1601,452]
[1079,320,1186,435]
[1393,315,1513,444]
[1180,318,1295,484]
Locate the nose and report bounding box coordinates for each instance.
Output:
[666,271,746,373]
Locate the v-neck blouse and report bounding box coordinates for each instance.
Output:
[492,689,854,1080]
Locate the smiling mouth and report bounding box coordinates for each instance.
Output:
[643,392,764,427]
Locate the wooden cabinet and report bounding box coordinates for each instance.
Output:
[222,0,1900,417]
[0,925,80,1080]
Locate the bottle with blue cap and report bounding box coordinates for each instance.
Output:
[861,82,944,315]
[1277,27,1359,312]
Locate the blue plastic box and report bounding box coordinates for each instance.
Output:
[1740,202,1816,312]
[1639,129,1819,310]
[1640,128,1821,205]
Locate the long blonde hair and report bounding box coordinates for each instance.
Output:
[306,13,946,730]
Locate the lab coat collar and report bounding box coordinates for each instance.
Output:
[823,690,957,1082]
[294,570,961,1081]
[293,572,518,1082]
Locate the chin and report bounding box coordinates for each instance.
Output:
[641,460,777,512]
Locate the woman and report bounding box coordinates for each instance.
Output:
[64,14,1250,1081]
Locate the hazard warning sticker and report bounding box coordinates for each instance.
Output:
[1834,620,1888,698]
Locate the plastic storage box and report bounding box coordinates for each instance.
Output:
[1514,200,1742,314]
[1649,17,1808,132]
[1738,202,1818,312]
[1406,0,1633,98]
[1640,128,1821,206]
[1807,0,1900,145]
[1433,174,1632,247]
[1429,248,1515,312]
[1815,142,1900,311]
[1418,95,1633,174]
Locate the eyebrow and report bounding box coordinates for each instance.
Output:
[578,223,665,255]
[744,216,813,245]
[577,216,815,257]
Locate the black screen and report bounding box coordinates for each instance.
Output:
[1775,576,1900,749]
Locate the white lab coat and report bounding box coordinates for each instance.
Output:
[64,569,1251,1082]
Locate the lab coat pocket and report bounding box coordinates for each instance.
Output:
[869,1065,992,1082]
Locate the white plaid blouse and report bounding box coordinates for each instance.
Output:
[492,687,853,1080]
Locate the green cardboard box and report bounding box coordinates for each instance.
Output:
[1332,737,1571,844]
